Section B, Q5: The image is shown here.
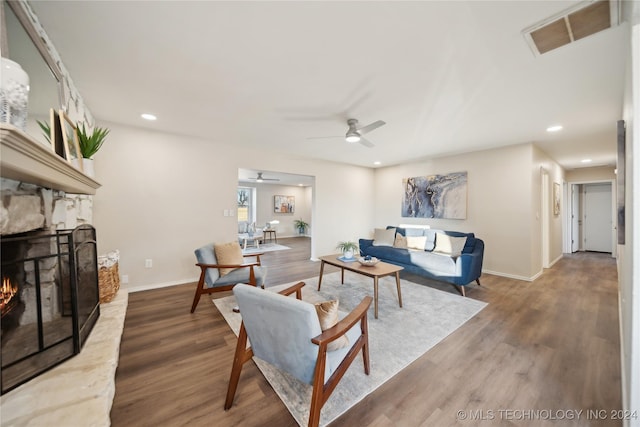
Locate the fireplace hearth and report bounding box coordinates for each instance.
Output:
[0,225,100,394]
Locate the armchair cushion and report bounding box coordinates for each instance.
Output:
[314,300,350,351]
[214,242,244,276]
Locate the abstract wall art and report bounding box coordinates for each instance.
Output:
[274,195,295,213]
[402,172,467,219]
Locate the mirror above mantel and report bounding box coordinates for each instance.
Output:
[1,0,63,146]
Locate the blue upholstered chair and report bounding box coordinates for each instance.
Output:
[190,243,267,313]
[224,282,372,427]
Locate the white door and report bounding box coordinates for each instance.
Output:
[571,184,580,252]
[584,183,612,253]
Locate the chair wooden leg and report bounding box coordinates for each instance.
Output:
[476,278,482,286]
[459,285,466,297]
[190,271,207,313]
[308,357,327,427]
[225,324,253,410]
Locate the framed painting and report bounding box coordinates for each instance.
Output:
[402,171,467,219]
[274,195,295,213]
[59,110,83,172]
[553,182,560,216]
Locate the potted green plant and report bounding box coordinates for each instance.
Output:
[294,219,309,235]
[336,241,358,259]
[76,122,110,177]
[37,120,52,143]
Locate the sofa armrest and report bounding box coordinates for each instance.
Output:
[359,239,374,256]
[456,238,484,285]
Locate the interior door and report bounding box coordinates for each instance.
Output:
[584,183,612,253]
[571,184,580,252]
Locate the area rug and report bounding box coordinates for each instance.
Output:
[214,272,487,426]
[242,243,290,255]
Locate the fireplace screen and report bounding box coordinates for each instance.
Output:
[1,225,100,394]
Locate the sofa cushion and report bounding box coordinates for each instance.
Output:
[423,229,439,251]
[394,226,425,237]
[373,228,396,246]
[409,250,457,275]
[433,233,467,257]
[394,234,408,248]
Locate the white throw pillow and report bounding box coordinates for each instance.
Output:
[433,233,467,257]
[372,228,396,246]
[406,235,428,251]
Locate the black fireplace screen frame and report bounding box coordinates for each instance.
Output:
[1,225,100,394]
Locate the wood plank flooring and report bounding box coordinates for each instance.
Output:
[110,237,622,426]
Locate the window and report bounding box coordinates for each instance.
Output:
[237,187,255,224]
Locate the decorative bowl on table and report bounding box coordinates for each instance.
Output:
[358,256,379,266]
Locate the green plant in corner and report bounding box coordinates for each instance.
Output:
[76,122,110,159]
[294,219,309,234]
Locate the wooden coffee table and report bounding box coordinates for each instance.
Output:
[317,254,403,319]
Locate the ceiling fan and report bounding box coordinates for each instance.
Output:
[249,172,279,182]
[307,118,386,148]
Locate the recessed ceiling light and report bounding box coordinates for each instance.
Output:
[581,158,592,163]
[141,113,157,121]
[374,161,381,166]
[546,125,563,132]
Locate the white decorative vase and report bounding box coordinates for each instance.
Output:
[344,249,354,259]
[82,158,95,177]
[0,58,30,130]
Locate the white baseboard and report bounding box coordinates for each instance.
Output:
[126,277,198,293]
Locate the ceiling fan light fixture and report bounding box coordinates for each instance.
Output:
[345,133,361,143]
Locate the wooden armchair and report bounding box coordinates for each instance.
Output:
[224,282,372,427]
[190,243,266,313]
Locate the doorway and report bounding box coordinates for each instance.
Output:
[568,181,614,254]
[583,183,613,253]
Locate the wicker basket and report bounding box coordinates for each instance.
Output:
[98,250,120,303]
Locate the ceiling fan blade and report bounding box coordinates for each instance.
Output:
[357,120,386,135]
[358,137,375,148]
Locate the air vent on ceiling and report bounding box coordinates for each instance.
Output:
[523,0,619,56]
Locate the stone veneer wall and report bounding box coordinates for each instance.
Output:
[0,177,93,236]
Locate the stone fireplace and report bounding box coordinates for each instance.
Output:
[1,225,100,394]
[1,125,126,426]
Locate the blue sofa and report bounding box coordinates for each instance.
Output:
[359,226,484,296]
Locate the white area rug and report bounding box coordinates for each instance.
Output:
[242,243,290,255]
[214,272,487,426]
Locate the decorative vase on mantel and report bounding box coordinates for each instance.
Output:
[0,58,30,131]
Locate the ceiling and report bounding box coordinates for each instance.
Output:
[28,1,629,170]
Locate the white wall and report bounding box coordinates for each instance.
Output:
[618,5,640,424]
[373,143,561,280]
[92,122,374,290]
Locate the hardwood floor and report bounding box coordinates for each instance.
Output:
[110,237,622,426]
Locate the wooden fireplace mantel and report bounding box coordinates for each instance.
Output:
[0,124,101,195]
